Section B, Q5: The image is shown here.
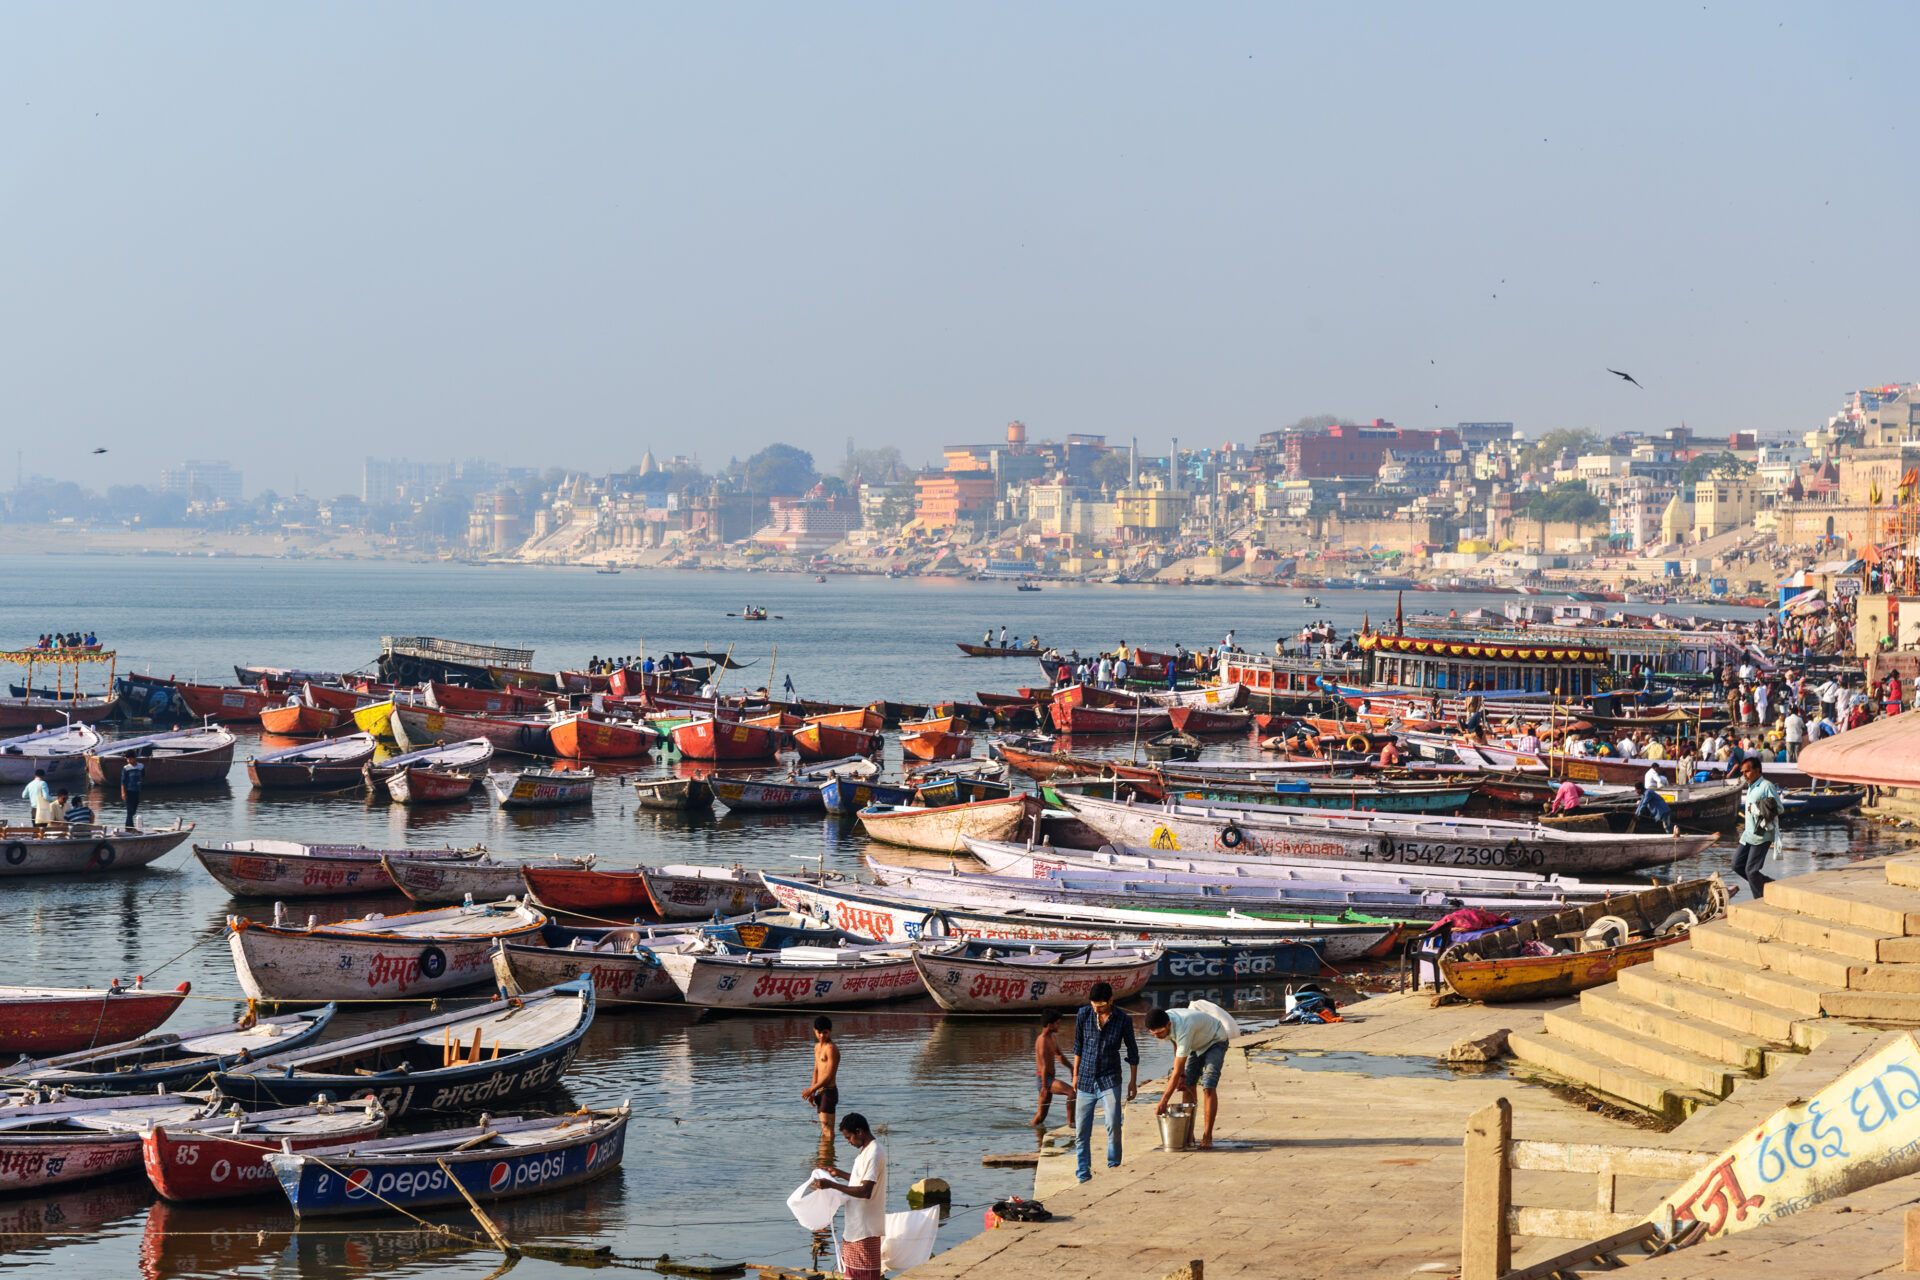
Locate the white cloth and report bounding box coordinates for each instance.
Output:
[1165,1006,1227,1059]
[788,1170,847,1232]
[844,1140,887,1242]
[882,1207,941,1272]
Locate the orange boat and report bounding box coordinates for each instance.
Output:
[899,714,966,735]
[807,706,884,732]
[301,683,364,713]
[428,682,552,715]
[548,712,658,760]
[671,717,785,761]
[522,865,653,917]
[791,720,883,761]
[175,683,277,723]
[258,699,349,737]
[901,730,971,762]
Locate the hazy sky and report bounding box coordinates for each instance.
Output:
[3,3,1915,499]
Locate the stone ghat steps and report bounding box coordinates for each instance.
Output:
[1508,858,1920,1122]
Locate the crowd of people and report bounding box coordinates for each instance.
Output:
[31,631,97,650]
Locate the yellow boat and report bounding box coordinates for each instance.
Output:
[1438,877,1728,1004]
[351,698,397,740]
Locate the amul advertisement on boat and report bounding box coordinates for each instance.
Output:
[1649,1032,1920,1240]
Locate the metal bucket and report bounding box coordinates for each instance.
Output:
[1158,1102,1194,1150]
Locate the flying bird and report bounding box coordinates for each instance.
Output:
[91,447,108,454]
[1607,368,1643,389]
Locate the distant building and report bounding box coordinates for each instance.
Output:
[159,460,243,504]
[913,472,996,530]
[1284,422,1461,480]
[1455,422,1516,448]
[363,457,452,504]
[752,489,863,551]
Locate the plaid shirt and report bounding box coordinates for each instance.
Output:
[1073,1005,1138,1094]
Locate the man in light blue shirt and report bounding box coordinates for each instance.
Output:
[21,769,52,831]
[1733,755,1782,898]
[1145,1003,1233,1150]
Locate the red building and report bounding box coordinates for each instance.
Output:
[1284,421,1461,480]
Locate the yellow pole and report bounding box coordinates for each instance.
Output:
[770,645,779,703]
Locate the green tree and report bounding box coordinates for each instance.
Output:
[840,446,902,483]
[1526,480,1607,533]
[1515,429,1599,472]
[1288,413,1344,431]
[1088,452,1131,490]
[1680,452,1755,484]
[741,444,818,495]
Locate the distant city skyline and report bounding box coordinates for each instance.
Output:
[3,3,1915,499]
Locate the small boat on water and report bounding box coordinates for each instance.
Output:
[955,642,1044,657]
[912,944,1160,1011]
[522,863,775,922]
[1143,729,1202,762]
[0,693,117,731]
[487,766,596,809]
[0,724,104,784]
[902,729,972,762]
[822,774,917,815]
[490,912,850,1003]
[382,853,594,906]
[391,705,555,757]
[1016,583,1042,592]
[791,717,884,761]
[547,711,659,760]
[709,774,829,813]
[194,840,486,899]
[1303,596,1321,607]
[266,1106,627,1217]
[386,765,484,805]
[1438,877,1729,1003]
[671,716,785,762]
[0,981,193,1056]
[911,771,1015,808]
[1782,786,1868,819]
[0,821,196,877]
[1166,705,1254,735]
[658,939,965,1008]
[85,727,237,789]
[364,737,495,789]
[246,734,378,790]
[5,1006,335,1093]
[632,777,715,811]
[173,682,278,723]
[144,1097,390,1202]
[214,979,594,1117]
[258,694,351,738]
[226,899,548,1001]
[857,793,1044,853]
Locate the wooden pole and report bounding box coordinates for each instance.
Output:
[436,1157,517,1256]
[770,645,778,701]
[1460,1097,1512,1280]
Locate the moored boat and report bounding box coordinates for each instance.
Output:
[383,853,594,906]
[363,737,495,787]
[144,1097,390,1202]
[245,734,378,790]
[226,899,548,1001]
[487,766,596,809]
[194,840,486,898]
[85,727,237,788]
[6,1006,335,1093]
[0,981,192,1056]
[173,682,278,723]
[258,696,351,738]
[0,821,195,876]
[856,793,1044,853]
[0,694,117,731]
[386,765,482,805]
[632,777,715,811]
[658,939,963,1008]
[1166,705,1254,735]
[709,774,827,813]
[522,863,776,922]
[791,719,884,760]
[0,1095,246,1194]
[671,716,785,762]
[547,712,659,760]
[391,705,554,757]
[912,944,1161,1011]
[901,729,972,762]
[0,724,103,784]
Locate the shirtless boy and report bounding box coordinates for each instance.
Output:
[802,1015,841,1139]
[1032,1008,1077,1126]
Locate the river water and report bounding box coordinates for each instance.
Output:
[0,556,1898,1278]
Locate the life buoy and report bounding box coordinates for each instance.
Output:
[2,843,26,866]
[1346,734,1369,755]
[1374,835,1393,859]
[418,945,447,980]
[917,911,954,939]
[1221,823,1245,849]
[88,843,116,870]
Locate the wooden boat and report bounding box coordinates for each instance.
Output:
[427,681,553,716]
[0,1095,378,1195]
[214,979,594,1117]
[856,793,1044,853]
[194,840,485,898]
[955,642,1045,657]
[236,665,341,686]
[709,774,828,813]
[0,724,103,784]
[226,899,548,1001]
[1166,705,1254,735]
[547,711,658,760]
[902,729,972,762]
[85,727,236,788]
[911,773,1014,807]
[522,863,776,921]
[1783,787,1868,819]
[258,696,351,737]
[386,766,483,804]
[142,1098,389,1202]
[391,705,554,756]
[0,694,117,731]
[1056,793,1716,876]
[1144,729,1202,762]
[808,706,885,732]
[791,719,884,760]
[760,873,1372,973]
[350,697,398,739]
[822,774,917,815]
[383,853,592,906]
[658,939,965,1008]
[301,683,366,713]
[173,682,277,723]
[1438,877,1729,1003]
[900,714,967,735]
[7,1006,334,1093]
[491,914,850,1003]
[487,766,595,809]
[246,733,378,790]
[1049,701,1174,735]
[558,669,615,693]
[1537,778,1745,832]
[1149,778,1478,815]
[911,945,1161,1011]
[633,777,715,811]
[364,736,495,785]
[671,716,784,762]
[266,1106,627,1216]
[0,981,192,1056]
[0,822,196,876]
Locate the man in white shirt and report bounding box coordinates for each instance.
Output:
[814,1113,887,1280]
[1145,1002,1237,1150]
[1783,711,1805,762]
[21,769,53,831]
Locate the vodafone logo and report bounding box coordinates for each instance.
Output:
[488,1162,511,1192]
[344,1168,373,1199]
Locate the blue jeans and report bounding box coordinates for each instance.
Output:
[1075,1086,1122,1181]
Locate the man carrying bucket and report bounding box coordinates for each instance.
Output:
[1145,1000,1240,1151]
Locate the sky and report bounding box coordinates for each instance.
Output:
[2,2,1916,500]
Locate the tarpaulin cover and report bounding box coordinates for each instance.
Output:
[1798,714,1920,788]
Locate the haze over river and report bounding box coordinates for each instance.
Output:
[0,556,1894,1278]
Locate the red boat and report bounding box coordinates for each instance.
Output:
[558,669,614,694]
[0,982,191,1055]
[175,683,278,722]
[301,683,364,713]
[522,865,654,917]
[901,730,972,762]
[548,712,658,760]
[143,1103,389,1202]
[1166,705,1255,734]
[258,700,349,737]
[1048,700,1172,735]
[387,766,480,805]
[428,682,553,715]
[806,707,885,732]
[791,720,883,761]
[671,717,784,761]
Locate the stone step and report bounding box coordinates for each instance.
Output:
[1821,989,1920,1022]
[1616,964,1811,1046]
[1542,1008,1753,1097]
[1727,899,1893,964]
[1579,984,1781,1071]
[1507,1029,1707,1124]
[1653,944,1830,1017]
[1693,917,1920,993]
[1883,859,1920,890]
[1765,870,1920,937]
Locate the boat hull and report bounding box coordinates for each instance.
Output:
[0,826,192,876]
[225,908,546,1001]
[0,985,191,1055]
[632,778,715,811]
[143,1108,390,1202]
[491,941,680,1004]
[671,718,784,761]
[258,703,349,737]
[791,721,884,760]
[548,714,655,760]
[658,950,933,1008]
[393,706,554,756]
[175,684,277,722]
[911,949,1158,1011]
[709,777,825,812]
[856,795,1042,853]
[195,843,480,898]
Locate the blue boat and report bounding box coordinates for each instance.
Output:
[268,1107,628,1217]
[1782,787,1867,819]
[822,775,916,815]
[213,979,593,1118]
[6,1005,336,1094]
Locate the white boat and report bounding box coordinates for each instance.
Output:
[226,899,547,1001]
[0,725,104,784]
[0,820,195,876]
[194,840,486,898]
[364,737,496,785]
[656,939,965,1008]
[487,766,595,809]
[911,944,1161,1011]
[383,853,595,905]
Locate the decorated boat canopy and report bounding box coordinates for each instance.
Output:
[1,649,116,664]
[1358,634,1607,664]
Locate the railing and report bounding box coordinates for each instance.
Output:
[380,637,536,668]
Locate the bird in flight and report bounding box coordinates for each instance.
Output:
[1607,368,1643,389]
[91,447,108,454]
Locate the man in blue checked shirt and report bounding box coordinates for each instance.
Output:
[1071,982,1139,1183]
